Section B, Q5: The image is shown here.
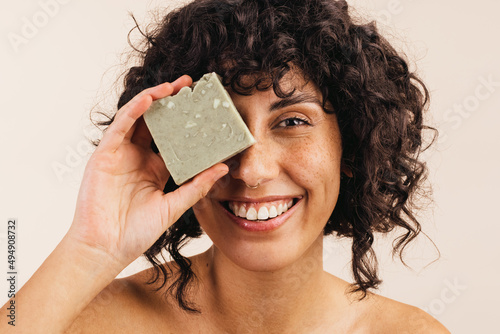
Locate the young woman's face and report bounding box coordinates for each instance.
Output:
[193,72,343,271]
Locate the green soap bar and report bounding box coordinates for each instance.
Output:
[143,72,256,185]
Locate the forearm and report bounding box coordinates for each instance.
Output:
[0,231,122,333]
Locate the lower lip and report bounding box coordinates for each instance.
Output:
[219,199,302,232]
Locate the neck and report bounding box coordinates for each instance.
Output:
[194,235,339,332]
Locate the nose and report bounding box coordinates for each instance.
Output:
[228,140,280,187]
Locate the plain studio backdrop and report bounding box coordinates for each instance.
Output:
[1,0,498,332]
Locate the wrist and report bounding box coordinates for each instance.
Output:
[0,226,126,332]
[62,229,125,279]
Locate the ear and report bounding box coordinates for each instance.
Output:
[341,164,353,178]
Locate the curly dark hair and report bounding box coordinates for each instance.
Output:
[93,0,435,313]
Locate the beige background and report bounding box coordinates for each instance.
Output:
[1,0,498,332]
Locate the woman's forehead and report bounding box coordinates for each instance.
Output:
[226,68,322,98]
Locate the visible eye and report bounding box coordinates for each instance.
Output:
[276,117,310,128]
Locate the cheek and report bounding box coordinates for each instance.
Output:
[192,202,216,236]
[192,196,219,229]
[283,135,341,187]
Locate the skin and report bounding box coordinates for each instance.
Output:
[195,71,342,273]
[0,74,449,333]
[188,71,344,331]
[68,72,449,333]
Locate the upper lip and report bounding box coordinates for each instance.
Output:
[216,195,304,203]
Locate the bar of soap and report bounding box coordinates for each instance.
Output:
[143,72,256,185]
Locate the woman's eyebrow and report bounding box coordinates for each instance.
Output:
[269,92,323,112]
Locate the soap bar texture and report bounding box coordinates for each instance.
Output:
[143,72,256,185]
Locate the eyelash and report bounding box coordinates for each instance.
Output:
[276,117,310,128]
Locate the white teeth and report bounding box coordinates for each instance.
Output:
[246,207,258,220]
[269,206,278,218]
[227,199,296,221]
[238,206,246,218]
[258,207,269,220]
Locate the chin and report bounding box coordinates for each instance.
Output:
[194,196,326,273]
[215,241,304,273]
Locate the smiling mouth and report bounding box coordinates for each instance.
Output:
[221,198,299,221]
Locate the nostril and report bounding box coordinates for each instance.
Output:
[225,159,241,172]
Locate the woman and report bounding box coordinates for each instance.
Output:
[1,0,449,332]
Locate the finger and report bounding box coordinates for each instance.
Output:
[99,76,193,153]
[124,77,193,143]
[170,75,193,94]
[132,76,194,148]
[98,82,174,152]
[130,116,153,148]
[98,94,153,152]
[160,163,229,229]
[120,81,184,142]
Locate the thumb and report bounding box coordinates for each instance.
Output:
[160,163,229,229]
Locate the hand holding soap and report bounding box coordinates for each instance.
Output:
[143,73,256,185]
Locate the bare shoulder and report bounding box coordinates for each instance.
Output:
[365,294,450,334]
[65,268,170,334]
